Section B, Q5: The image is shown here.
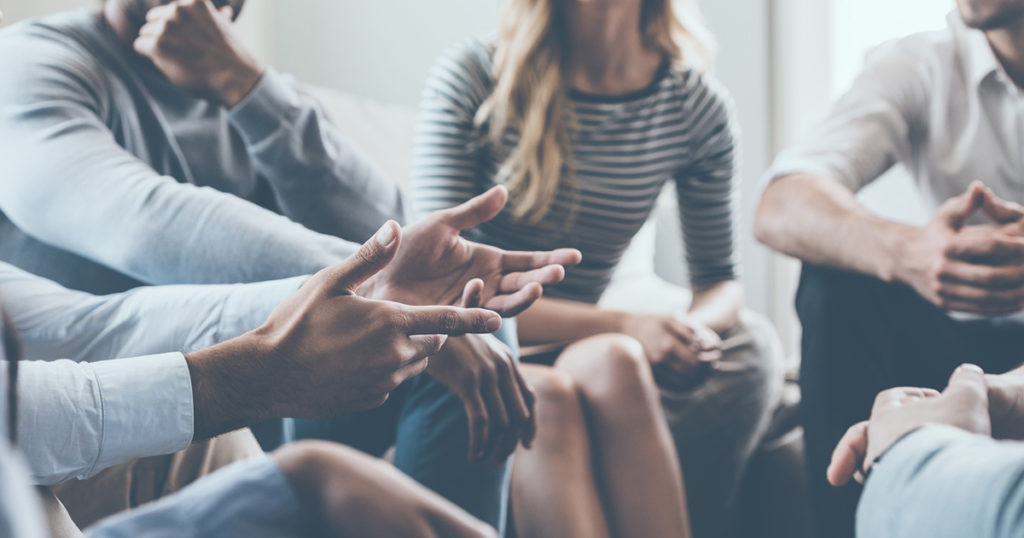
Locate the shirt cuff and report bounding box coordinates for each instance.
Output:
[228,67,301,145]
[218,277,307,342]
[88,353,194,477]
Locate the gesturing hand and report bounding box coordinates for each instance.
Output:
[826,364,991,487]
[428,333,536,464]
[364,186,582,317]
[275,441,498,538]
[134,0,264,107]
[186,221,503,438]
[621,312,722,385]
[897,182,1024,315]
[985,364,1024,439]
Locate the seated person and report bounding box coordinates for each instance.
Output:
[8,225,504,535]
[827,362,1024,538]
[0,0,579,528]
[755,1,1024,534]
[0,297,498,538]
[412,0,783,536]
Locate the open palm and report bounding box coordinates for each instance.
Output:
[365,186,581,316]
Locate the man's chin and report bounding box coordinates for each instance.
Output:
[960,5,1024,30]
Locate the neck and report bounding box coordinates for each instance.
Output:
[986,18,1024,88]
[102,0,145,47]
[565,1,662,95]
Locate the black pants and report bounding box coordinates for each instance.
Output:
[796,264,1024,538]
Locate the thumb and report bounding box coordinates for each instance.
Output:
[327,220,401,293]
[943,363,991,436]
[440,186,508,230]
[944,363,988,400]
[935,181,985,230]
[978,186,1024,224]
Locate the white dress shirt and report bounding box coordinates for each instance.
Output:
[766,11,1024,215]
[0,262,303,484]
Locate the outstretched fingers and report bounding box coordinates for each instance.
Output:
[401,305,502,336]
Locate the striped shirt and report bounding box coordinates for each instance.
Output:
[412,38,740,304]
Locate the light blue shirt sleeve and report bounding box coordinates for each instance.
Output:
[84,456,307,538]
[858,425,1024,538]
[14,354,194,486]
[0,261,303,362]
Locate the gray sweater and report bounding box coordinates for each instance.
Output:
[0,10,405,294]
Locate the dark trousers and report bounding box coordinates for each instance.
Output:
[796,264,1024,538]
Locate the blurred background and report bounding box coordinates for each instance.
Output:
[3,0,952,357]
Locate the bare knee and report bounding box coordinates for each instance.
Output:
[556,334,657,401]
[524,366,585,432]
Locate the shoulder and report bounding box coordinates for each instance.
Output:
[423,37,496,113]
[662,67,737,140]
[0,11,110,103]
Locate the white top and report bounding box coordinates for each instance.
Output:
[766,12,1024,215]
[764,12,1024,320]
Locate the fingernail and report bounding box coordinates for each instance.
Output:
[486,316,502,332]
[375,221,396,247]
[959,363,984,374]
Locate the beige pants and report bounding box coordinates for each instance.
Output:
[38,428,263,537]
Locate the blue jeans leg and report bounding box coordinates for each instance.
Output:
[292,319,519,533]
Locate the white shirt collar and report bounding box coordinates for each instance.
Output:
[949,11,1005,89]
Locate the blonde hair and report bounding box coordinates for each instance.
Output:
[475,0,714,223]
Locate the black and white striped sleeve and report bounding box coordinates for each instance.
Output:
[674,75,741,288]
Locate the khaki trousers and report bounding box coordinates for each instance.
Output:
[38,428,263,537]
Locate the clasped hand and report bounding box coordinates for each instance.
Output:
[900,181,1024,316]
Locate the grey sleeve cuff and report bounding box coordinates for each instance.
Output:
[227,68,302,145]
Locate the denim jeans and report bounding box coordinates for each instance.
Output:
[286,320,519,533]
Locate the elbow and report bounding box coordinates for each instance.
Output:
[752,189,784,249]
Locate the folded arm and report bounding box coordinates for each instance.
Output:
[0,39,356,285]
[229,69,408,239]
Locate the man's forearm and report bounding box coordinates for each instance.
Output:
[185,333,276,440]
[754,173,913,282]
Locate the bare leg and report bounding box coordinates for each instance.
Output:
[555,334,691,538]
[511,364,611,538]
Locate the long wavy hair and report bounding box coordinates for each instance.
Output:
[474,0,714,223]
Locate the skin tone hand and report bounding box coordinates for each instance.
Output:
[984,363,1024,440]
[275,441,498,538]
[133,0,264,107]
[620,312,722,385]
[365,186,582,317]
[895,181,1024,316]
[826,364,991,487]
[428,331,536,464]
[185,221,503,439]
[425,279,536,464]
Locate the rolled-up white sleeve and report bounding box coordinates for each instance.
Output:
[15,353,194,485]
[761,38,930,194]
